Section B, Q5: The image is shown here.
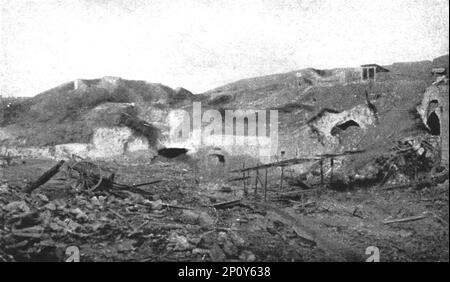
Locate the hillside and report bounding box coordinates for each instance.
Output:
[201,59,436,104]
[199,58,443,143]
[0,56,448,162]
[0,77,195,146]
[193,56,448,180]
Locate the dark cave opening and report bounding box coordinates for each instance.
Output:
[208,153,226,163]
[157,148,189,158]
[331,120,361,136]
[427,111,440,136]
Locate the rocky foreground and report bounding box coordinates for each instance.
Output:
[1,157,448,262]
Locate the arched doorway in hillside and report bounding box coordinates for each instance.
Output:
[330,120,361,136]
[426,100,441,136]
[427,111,440,135]
[157,148,188,158]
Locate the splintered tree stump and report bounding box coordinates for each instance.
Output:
[23,160,65,193]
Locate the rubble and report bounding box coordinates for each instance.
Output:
[0,145,448,262]
[181,210,215,228]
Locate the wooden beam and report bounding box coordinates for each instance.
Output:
[383,214,428,224]
[23,160,65,193]
[242,162,247,197]
[280,166,284,190]
[255,166,259,198]
[230,150,365,173]
[264,168,268,201]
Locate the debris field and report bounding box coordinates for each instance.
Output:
[0,154,448,262]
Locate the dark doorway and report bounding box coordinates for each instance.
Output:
[208,153,225,163]
[331,120,360,136]
[362,68,368,80]
[427,111,440,135]
[368,67,375,79]
[157,148,188,158]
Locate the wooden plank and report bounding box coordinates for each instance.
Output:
[23,160,65,193]
[383,214,428,224]
[264,168,268,201]
[279,166,284,190]
[230,149,366,173]
[242,162,247,197]
[255,166,259,198]
[213,199,242,209]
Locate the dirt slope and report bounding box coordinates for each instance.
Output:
[0,77,195,146]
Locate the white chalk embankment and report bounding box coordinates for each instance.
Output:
[0,127,152,160]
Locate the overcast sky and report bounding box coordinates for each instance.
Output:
[1,0,449,97]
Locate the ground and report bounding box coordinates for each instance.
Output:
[1,157,448,262]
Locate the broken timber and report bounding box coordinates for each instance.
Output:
[232,150,365,201]
[242,162,247,197]
[213,199,243,209]
[230,150,366,173]
[383,214,428,224]
[23,160,65,193]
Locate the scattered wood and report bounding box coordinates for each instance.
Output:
[23,160,65,193]
[213,199,242,209]
[255,166,259,197]
[242,162,247,197]
[129,180,162,188]
[279,166,284,190]
[162,203,193,210]
[264,168,268,201]
[67,159,162,194]
[380,183,412,191]
[11,231,44,239]
[230,150,366,173]
[383,214,428,224]
[108,208,125,219]
[230,156,319,173]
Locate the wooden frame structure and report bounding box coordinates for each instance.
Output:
[231,150,366,201]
